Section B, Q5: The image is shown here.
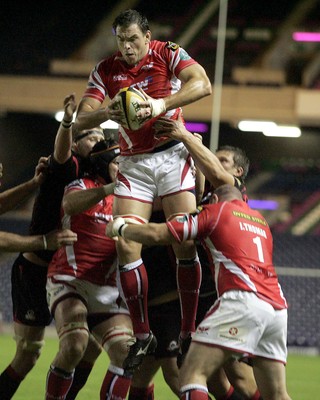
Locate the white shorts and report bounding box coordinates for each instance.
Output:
[194,290,288,363]
[46,275,129,317]
[115,141,195,203]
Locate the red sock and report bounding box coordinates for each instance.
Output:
[177,256,202,335]
[251,389,262,400]
[217,385,235,400]
[180,384,209,399]
[119,259,150,335]
[128,383,154,400]
[100,365,132,400]
[45,365,73,400]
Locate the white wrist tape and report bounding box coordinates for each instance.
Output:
[150,98,166,118]
[42,235,47,250]
[111,217,128,237]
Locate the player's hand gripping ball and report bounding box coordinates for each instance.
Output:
[113,87,146,131]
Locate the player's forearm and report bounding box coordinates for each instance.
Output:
[54,120,73,164]
[0,179,38,215]
[183,134,234,187]
[164,68,212,111]
[126,224,156,244]
[195,167,205,205]
[109,220,174,246]
[74,108,109,132]
[164,81,210,111]
[63,184,115,215]
[183,133,218,176]
[0,232,45,252]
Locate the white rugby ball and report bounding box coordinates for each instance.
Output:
[114,87,146,131]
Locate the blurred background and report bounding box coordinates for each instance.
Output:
[0,0,319,350]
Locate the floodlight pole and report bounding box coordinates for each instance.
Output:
[210,0,228,152]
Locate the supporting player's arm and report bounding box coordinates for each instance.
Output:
[0,157,48,215]
[136,64,212,122]
[0,229,77,252]
[106,218,175,246]
[74,96,123,133]
[154,115,234,188]
[63,183,115,216]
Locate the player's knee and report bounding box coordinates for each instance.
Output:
[12,335,44,372]
[58,321,90,362]
[15,334,44,356]
[101,325,134,364]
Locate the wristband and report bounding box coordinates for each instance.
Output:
[150,98,166,118]
[111,217,127,237]
[118,223,128,238]
[42,235,47,250]
[61,119,73,129]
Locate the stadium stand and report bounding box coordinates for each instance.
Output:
[274,233,320,348]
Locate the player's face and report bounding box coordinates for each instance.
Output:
[108,157,119,183]
[115,23,151,66]
[76,132,105,158]
[216,150,239,176]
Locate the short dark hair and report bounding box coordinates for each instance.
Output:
[217,145,250,179]
[112,9,150,35]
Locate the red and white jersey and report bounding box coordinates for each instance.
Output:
[83,40,197,155]
[47,177,117,286]
[167,200,288,310]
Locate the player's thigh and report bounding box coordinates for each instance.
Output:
[180,342,229,386]
[113,198,153,262]
[253,357,289,399]
[224,359,258,395]
[54,297,88,331]
[113,196,153,221]
[162,190,197,217]
[162,192,198,258]
[14,322,46,341]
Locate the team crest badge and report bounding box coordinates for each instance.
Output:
[166,41,180,51]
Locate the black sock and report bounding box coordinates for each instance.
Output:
[65,361,94,400]
[0,366,23,400]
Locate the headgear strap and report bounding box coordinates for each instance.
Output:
[74,129,104,142]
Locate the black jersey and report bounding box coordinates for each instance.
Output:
[28,153,86,262]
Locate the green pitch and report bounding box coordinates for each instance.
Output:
[0,333,319,399]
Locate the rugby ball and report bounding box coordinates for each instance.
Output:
[114,87,146,131]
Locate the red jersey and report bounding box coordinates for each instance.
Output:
[167,200,287,310]
[47,177,117,286]
[83,40,197,155]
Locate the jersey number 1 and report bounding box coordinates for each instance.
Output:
[253,236,264,263]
